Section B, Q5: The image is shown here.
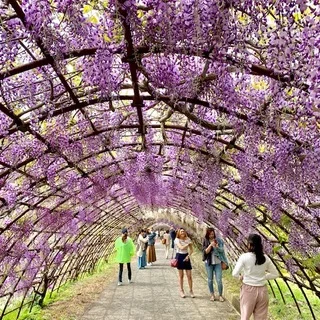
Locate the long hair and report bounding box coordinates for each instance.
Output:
[176,228,187,239]
[248,234,266,265]
[205,227,216,240]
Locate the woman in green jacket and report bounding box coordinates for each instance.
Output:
[115,228,135,286]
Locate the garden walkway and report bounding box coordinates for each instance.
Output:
[81,242,240,320]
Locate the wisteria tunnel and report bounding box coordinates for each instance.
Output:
[0,0,319,319]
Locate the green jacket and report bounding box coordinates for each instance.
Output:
[115,236,135,263]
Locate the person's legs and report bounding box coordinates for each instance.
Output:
[142,251,147,267]
[214,263,224,299]
[127,263,132,281]
[240,284,258,320]
[205,263,214,299]
[253,286,269,320]
[165,245,169,259]
[178,269,185,297]
[118,263,123,283]
[186,270,194,297]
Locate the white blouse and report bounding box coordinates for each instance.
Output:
[232,252,279,286]
[175,237,191,254]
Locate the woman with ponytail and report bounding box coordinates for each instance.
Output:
[232,234,279,320]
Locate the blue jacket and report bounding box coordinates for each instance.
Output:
[202,237,228,266]
[148,232,157,245]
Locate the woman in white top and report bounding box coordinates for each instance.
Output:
[137,229,148,269]
[232,234,279,320]
[174,228,194,298]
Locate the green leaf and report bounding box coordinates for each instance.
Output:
[83,5,92,14]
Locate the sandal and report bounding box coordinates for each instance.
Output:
[219,296,225,302]
[190,291,195,298]
[210,295,215,301]
[180,290,186,298]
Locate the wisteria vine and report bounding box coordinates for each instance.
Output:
[0,0,319,318]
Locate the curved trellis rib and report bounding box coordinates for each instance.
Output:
[0,45,309,91]
[7,0,97,133]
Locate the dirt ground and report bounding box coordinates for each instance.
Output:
[40,263,118,320]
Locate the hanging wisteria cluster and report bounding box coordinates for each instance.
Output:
[0,0,319,318]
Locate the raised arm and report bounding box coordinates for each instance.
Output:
[232,254,244,279]
[148,232,157,240]
[203,239,213,254]
[139,234,148,243]
[175,239,190,250]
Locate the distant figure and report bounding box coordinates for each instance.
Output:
[202,227,228,302]
[147,227,157,266]
[159,229,165,240]
[232,234,279,320]
[169,226,176,250]
[137,229,148,269]
[114,228,135,286]
[174,228,194,298]
[163,230,171,259]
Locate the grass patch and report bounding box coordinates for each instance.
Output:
[268,279,320,320]
[2,254,118,320]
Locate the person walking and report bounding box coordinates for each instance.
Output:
[169,226,176,256]
[137,229,148,269]
[147,227,157,266]
[232,233,279,320]
[202,227,228,302]
[175,228,194,298]
[114,228,135,286]
[162,230,171,259]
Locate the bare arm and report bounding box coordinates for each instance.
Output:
[175,240,189,250]
[205,242,214,254]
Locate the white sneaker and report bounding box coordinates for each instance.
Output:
[118,282,122,286]
[128,280,132,284]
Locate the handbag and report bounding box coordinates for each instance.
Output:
[170,258,178,268]
[161,238,166,245]
[221,261,229,270]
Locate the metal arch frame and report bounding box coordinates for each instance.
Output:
[0,196,141,317]
[1,139,317,257]
[0,2,318,319]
